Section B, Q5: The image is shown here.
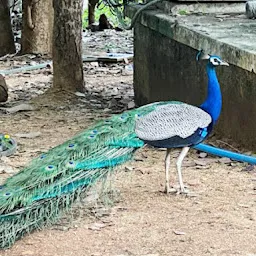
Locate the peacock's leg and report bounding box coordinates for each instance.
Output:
[164,148,176,193]
[176,146,190,194]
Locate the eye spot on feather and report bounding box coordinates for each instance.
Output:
[105,120,111,123]
[45,165,55,171]
[88,135,96,139]
[5,192,11,196]
[40,155,46,159]
[66,161,76,168]
[67,144,76,150]
[135,114,141,118]
[120,114,127,120]
[0,186,3,190]
[92,130,98,134]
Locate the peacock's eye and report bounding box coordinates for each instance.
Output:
[213,58,220,63]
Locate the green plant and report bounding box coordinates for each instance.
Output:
[178,10,188,15]
[82,2,120,28]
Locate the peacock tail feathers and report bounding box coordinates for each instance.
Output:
[0,100,182,248]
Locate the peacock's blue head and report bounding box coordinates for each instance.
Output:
[196,50,229,67]
[208,55,229,67]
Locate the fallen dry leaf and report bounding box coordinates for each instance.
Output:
[15,132,41,139]
[0,103,35,114]
[173,230,186,235]
[88,222,107,231]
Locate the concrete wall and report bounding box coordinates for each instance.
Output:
[134,23,256,148]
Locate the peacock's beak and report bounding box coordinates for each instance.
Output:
[220,60,229,66]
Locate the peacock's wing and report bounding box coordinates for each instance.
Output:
[135,103,212,142]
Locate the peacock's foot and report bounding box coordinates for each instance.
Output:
[177,186,198,197]
[164,184,177,194]
[173,184,190,195]
[176,187,190,195]
[164,184,195,196]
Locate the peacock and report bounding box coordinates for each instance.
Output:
[0,50,228,248]
[135,51,229,193]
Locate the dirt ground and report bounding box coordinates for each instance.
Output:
[0,31,256,256]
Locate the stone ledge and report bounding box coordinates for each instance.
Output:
[126,4,256,73]
[155,1,245,15]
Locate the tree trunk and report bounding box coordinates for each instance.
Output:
[21,0,53,55]
[52,0,84,93]
[0,74,8,102]
[88,0,99,25]
[0,0,15,56]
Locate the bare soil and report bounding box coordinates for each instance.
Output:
[0,31,256,256]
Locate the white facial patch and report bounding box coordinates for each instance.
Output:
[210,57,221,66]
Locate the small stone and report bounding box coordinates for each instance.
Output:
[218,157,232,164]
[127,101,135,109]
[194,159,207,166]
[61,226,69,231]
[199,152,207,158]
[124,166,133,172]
[90,62,99,67]
[74,92,86,97]
[30,61,37,66]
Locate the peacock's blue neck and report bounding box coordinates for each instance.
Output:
[200,64,222,124]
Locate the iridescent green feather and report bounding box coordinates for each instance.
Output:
[0,101,181,248]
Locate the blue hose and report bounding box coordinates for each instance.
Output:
[193,143,256,165]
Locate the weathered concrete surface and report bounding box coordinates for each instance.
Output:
[127,6,256,72]
[156,1,245,15]
[127,6,256,148]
